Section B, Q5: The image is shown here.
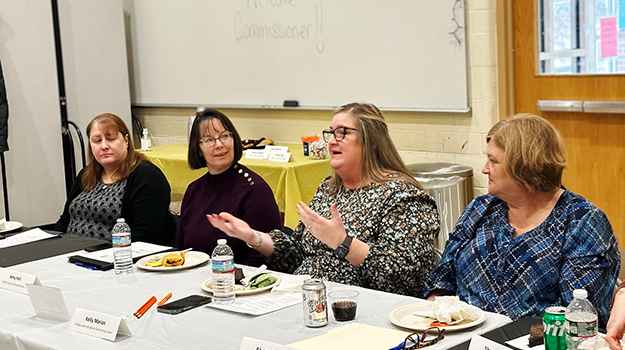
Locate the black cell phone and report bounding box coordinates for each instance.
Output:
[83,241,113,252]
[156,295,212,315]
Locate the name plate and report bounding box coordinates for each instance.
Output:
[245,149,268,159]
[267,150,291,163]
[468,334,510,350]
[26,283,70,321]
[0,267,41,294]
[70,307,132,341]
[264,145,289,153]
[240,336,298,350]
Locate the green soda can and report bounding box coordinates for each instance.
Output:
[543,306,567,350]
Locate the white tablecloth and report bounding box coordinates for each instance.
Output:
[0,251,511,350]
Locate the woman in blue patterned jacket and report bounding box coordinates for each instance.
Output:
[423,113,620,327]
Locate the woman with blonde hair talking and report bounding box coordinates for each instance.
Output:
[208,102,439,295]
[423,114,620,327]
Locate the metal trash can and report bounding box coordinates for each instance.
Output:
[407,162,474,251]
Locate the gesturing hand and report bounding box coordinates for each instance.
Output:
[206,212,253,241]
[296,201,346,250]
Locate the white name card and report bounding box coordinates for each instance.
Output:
[245,149,269,159]
[265,145,289,153]
[0,267,41,294]
[468,334,511,350]
[26,283,70,321]
[240,336,299,350]
[267,150,291,163]
[70,307,132,341]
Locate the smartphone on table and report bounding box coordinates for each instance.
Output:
[156,295,212,315]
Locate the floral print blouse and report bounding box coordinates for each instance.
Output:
[267,176,440,296]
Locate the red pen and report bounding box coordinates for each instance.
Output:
[133,296,157,319]
[157,292,172,306]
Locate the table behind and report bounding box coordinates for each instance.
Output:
[142,143,332,228]
[1,251,512,350]
[0,229,105,267]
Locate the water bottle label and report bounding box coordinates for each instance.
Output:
[565,319,598,338]
[112,234,131,248]
[212,258,234,274]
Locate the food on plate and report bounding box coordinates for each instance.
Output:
[162,252,186,267]
[528,324,544,347]
[234,267,244,284]
[430,296,481,325]
[242,138,274,150]
[247,272,278,290]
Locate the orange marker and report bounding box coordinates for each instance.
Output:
[157,292,172,306]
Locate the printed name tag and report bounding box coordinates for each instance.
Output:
[245,149,268,159]
[468,334,510,350]
[26,283,70,321]
[0,267,41,294]
[264,145,289,153]
[70,307,131,341]
[267,150,291,162]
[240,336,298,350]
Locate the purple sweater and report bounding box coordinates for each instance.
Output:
[178,163,281,266]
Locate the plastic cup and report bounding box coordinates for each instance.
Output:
[328,290,359,321]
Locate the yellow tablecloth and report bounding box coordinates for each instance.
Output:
[141,143,332,228]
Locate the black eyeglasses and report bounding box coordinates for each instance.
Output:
[322,127,358,142]
[199,132,233,148]
[400,327,445,349]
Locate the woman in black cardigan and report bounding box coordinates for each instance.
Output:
[55,113,174,245]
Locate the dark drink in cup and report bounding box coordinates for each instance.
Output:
[331,300,357,321]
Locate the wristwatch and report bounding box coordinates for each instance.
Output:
[334,234,353,259]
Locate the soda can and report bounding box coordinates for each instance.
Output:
[543,306,567,350]
[302,278,328,327]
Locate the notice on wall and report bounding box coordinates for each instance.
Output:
[600,17,617,58]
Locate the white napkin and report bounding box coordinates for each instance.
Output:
[271,274,311,294]
[432,296,481,324]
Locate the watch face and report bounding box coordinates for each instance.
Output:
[335,245,349,258]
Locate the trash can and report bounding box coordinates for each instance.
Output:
[407,162,474,251]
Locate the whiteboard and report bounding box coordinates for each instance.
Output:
[123,0,468,112]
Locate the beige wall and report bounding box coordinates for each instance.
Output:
[133,0,498,197]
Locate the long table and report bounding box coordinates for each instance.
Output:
[1,240,512,350]
[142,143,332,228]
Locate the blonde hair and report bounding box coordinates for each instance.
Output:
[487,113,567,192]
[82,113,146,190]
[328,103,422,194]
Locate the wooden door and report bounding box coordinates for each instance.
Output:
[514,1,625,247]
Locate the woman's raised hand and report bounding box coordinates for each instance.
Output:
[296,201,346,250]
[206,213,253,241]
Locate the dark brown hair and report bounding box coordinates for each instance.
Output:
[187,109,243,170]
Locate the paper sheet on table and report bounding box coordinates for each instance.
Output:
[271,274,311,294]
[209,292,302,316]
[288,323,411,350]
[0,229,57,249]
[73,241,172,263]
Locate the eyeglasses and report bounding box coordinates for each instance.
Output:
[401,327,445,349]
[322,127,358,142]
[199,132,233,147]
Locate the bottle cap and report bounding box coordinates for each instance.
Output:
[217,239,227,245]
[573,289,588,299]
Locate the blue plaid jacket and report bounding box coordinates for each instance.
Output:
[423,191,620,326]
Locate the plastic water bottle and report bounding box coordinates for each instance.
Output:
[211,239,235,304]
[565,289,598,350]
[111,218,133,275]
[141,128,151,151]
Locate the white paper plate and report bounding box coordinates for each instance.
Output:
[0,221,23,233]
[202,275,281,296]
[388,302,486,332]
[137,251,209,271]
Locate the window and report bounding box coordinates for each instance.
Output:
[538,0,624,74]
